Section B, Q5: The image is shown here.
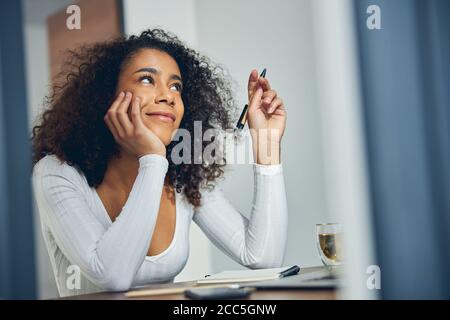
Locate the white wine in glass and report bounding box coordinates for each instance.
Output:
[316,223,344,268]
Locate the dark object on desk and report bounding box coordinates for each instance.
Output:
[245,266,342,290]
[249,275,337,290]
[185,287,253,300]
[279,265,300,278]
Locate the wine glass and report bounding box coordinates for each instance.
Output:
[316,223,344,269]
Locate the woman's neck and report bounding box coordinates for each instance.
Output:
[101,151,171,197]
[102,151,140,194]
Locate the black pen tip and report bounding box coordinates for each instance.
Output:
[260,68,267,78]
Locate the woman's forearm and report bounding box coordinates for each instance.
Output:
[251,130,282,165]
[35,154,168,291]
[193,163,288,269]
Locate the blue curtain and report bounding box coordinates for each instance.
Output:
[0,0,36,299]
[354,0,450,299]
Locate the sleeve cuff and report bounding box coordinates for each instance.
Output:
[253,162,283,175]
[138,154,169,171]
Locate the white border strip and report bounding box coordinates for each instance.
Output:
[311,0,377,299]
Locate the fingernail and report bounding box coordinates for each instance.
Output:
[126,91,131,97]
[118,91,124,97]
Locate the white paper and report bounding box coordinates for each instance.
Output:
[197,266,291,284]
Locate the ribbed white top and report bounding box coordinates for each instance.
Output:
[32,154,288,297]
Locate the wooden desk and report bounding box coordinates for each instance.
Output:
[61,286,335,300]
[60,266,337,300]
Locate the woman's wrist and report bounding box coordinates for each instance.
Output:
[249,127,283,165]
[138,153,169,170]
[138,146,166,158]
[252,138,281,165]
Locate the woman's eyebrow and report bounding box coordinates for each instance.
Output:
[133,67,182,82]
[134,67,159,75]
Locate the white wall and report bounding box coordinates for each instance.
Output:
[193,0,328,271]
[122,0,197,46]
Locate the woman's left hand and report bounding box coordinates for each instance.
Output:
[246,69,287,143]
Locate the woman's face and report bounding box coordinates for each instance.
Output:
[116,48,184,146]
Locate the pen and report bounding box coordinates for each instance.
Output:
[279,265,300,278]
[235,68,267,130]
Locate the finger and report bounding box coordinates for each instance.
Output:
[248,86,264,112]
[117,95,134,135]
[268,97,284,114]
[110,91,132,137]
[104,114,119,141]
[109,91,125,110]
[258,77,271,91]
[104,91,125,139]
[262,90,278,107]
[247,69,259,100]
[130,96,144,129]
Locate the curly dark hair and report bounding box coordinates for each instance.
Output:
[32,29,237,207]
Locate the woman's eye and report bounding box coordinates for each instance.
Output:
[170,83,182,92]
[139,75,153,84]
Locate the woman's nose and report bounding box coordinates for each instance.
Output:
[155,88,175,106]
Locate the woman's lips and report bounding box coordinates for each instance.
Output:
[145,111,176,123]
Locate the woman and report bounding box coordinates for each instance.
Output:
[32,29,288,297]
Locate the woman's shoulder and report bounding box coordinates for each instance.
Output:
[32,154,86,185]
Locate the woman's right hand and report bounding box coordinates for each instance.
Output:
[104,91,166,158]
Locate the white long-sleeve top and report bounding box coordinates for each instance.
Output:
[32,154,288,297]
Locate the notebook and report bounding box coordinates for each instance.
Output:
[196,265,300,284]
